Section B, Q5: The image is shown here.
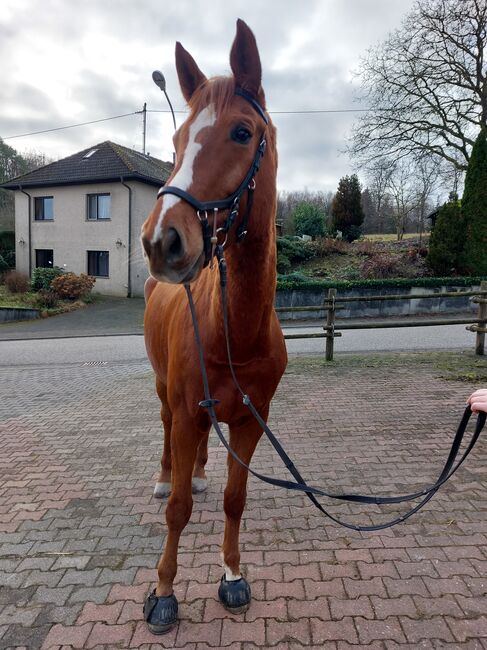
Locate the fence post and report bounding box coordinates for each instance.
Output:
[325,288,336,361]
[475,280,487,356]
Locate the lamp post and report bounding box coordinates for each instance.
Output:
[152,70,177,163]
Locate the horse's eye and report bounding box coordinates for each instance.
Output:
[231,126,252,144]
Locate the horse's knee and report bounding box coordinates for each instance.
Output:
[166,493,193,531]
[224,486,246,521]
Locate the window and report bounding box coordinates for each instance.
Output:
[35,249,54,268]
[34,197,54,221]
[87,193,111,220]
[87,250,109,277]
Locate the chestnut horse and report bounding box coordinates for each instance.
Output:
[140,20,287,633]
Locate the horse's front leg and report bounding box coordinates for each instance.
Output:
[144,415,208,634]
[219,415,265,613]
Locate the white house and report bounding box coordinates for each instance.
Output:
[1,141,172,297]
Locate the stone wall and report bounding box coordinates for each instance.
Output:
[275,285,480,320]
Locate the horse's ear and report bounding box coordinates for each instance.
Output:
[230,19,263,100]
[175,41,207,103]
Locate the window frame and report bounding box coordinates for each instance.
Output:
[86,193,111,221]
[34,196,54,221]
[87,250,109,278]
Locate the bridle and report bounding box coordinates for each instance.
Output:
[157,87,269,267]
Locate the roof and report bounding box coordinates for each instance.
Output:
[1,141,173,190]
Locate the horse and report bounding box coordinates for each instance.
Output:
[140,19,287,634]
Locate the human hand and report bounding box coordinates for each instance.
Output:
[467,388,487,414]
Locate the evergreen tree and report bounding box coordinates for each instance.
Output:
[460,128,487,274]
[331,174,364,241]
[292,202,327,239]
[426,199,465,275]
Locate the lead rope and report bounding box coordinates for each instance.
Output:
[184,250,486,532]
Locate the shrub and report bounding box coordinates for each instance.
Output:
[276,273,487,291]
[360,253,421,279]
[51,273,95,300]
[276,237,315,263]
[352,240,379,256]
[4,270,30,293]
[31,266,64,291]
[36,288,59,309]
[307,237,350,256]
[427,201,465,275]
[276,254,291,274]
[292,202,327,239]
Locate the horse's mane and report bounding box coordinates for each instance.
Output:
[189,76,236,117]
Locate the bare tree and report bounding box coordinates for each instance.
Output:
[365,158,396,233]
[411,156,441,244]
[349,0,487,174]
[387,161,419,240]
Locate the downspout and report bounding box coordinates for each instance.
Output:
[19,185,32,277]
[120,177,132,297]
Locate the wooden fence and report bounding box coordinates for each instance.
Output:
[276,280,487,361]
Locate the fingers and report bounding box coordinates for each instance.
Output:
[467,388,487,414]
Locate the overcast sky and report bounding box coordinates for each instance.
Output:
[0,0,416,193]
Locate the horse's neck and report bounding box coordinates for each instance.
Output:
[213,208,277,360]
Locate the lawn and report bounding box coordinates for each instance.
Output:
[0,285,39,308]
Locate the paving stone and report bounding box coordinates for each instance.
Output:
[68,585,111,605]
[33,586,74,606]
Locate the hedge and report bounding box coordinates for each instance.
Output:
[276,273,487,291]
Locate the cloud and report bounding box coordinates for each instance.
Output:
[0,0,415,190]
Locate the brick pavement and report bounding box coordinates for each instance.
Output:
[0,351,486,649]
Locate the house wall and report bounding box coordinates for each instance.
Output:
[14,180,158,297]
[128,182,159,298]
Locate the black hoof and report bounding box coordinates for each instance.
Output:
[143,589,178,634]
[218,575,251,614]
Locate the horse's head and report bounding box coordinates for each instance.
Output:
[141,19,274,284]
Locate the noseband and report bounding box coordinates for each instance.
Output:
[157,87,269,267]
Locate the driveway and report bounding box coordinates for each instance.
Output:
[0,297,145,340]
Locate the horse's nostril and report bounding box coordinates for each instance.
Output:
[166,227,184,261]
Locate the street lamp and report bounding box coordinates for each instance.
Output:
[152,70,177,164]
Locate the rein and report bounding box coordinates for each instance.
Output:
[185,252,486,532]
[157,87,268,267]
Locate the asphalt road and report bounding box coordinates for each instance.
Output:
[0,322,477,366]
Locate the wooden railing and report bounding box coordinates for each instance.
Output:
[276,281,487,361]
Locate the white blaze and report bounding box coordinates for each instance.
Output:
[152,105,216,244]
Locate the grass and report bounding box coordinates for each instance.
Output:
[363,233,429,242]
[0,286,39,309]
[287,350,487,383]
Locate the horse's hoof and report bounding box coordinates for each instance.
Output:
[143,589,178,634]
[153,482,171,499]
[218,575,251,614]
[192,477,208,494]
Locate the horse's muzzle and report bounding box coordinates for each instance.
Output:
[141,226,204,285]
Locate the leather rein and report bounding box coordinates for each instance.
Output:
[162,88,486,531]
[186,258,486,531]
